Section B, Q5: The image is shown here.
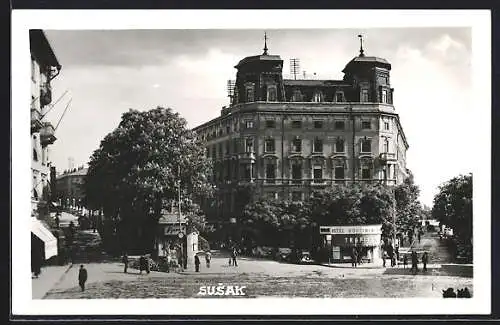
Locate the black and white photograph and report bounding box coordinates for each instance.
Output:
[12,10,491,316]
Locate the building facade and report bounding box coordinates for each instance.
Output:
[30,30,61,215]
[193,39,409,223]
[55,166,88,210]
[30,30,62,266]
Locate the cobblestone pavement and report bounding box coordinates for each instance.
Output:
[45,256,473,299]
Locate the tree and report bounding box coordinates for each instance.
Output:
[394,170,421,240]
[432,173,472,242]
[85,107,213,253]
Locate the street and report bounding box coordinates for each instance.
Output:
[44,253,472,299]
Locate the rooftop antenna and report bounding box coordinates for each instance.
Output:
[263,31,269,55]
[290,58,300,80]
[227,80,235,104]
[358,34,365,57]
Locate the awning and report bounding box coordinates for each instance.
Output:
[31,218,58,259]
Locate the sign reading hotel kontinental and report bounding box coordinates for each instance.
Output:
[319,224,382,235]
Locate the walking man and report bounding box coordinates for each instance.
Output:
[422,251,428,272]
[231,247,238,267]
[205,253,211,268]
[411,251,418,274]
[78,265,88,292]
[351,247,358,268]
[122,253,129,273]
[194,255,201,272]
[403,254,408,269]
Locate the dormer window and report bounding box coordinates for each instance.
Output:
[291,89,302,102]
[313,91,323,103]
[361,89,369,103]
[245,83,255,102]
[335,91,345,102]
[267,85,277,102]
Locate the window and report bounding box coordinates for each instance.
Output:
[361,89,369,102]
[292,120,302,129]
[292,191,303,201]
[226,126,231,134]
[265,139,275,153]
[245,120,254,129]
[335,92,345,102]
[313,138,323,153]
[361,167,371,179]
[233,121,239,132]
[225,142,230,155]
[313,92,322,102]
[361,139,371,153]
[313,167,323,183]
[384,121,390,131]
[33,189,38,200]
[292,164,302,183]
[266,164,276,183]
[334,121,345,130]
[267,86,277,102]
[218,143,223,157]
[206,148,210,158]
[265,120,276,128]
[383,139,389,153]
[314,120,323,129]
[246,87,254,102]
[292,89,302,102]
[233,139,239,153]
[33,149,38,161]
[382,89,387,103]
[292,138,302,152]
[335,139,345,153]
[334,166,345,180]
[362,121,371,130]
[245,138,254,153]
[243,164,252,180]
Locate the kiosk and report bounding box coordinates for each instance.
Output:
[319,224,383,264]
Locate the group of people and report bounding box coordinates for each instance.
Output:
[350,247,363,268]
[403,251,429,273]
[194,252,211,272]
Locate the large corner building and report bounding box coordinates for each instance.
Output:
[193,37,409,223]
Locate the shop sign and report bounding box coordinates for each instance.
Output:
[164,224,186,236]
[319,224,382,235]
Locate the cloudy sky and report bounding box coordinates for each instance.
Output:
[42,28,472,207]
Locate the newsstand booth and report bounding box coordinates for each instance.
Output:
[319,224,383,264]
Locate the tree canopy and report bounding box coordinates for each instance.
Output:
[85,107,213,252]
[432,173,472,241]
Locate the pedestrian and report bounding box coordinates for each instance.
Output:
[55,215,60,228]
[122,253,128,273]
[205,253,211,268]
[139,255,146,274]
[78,265,87,291]
[411,251,418,274]
[418,232,421,243]
[422,251,428,272]
[403,254,408,269]
[231,247,238,267]
[395,246,400,265]
[351,247,358,268]
[194,255,201,272]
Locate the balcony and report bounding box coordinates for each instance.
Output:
[40,122,57,146]
[379,152,397,162]
[40,83,52,107]
[238,151,255,162]
[31,108,43,133]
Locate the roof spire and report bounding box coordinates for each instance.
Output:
[263,31,269,55]
[358,34,365,57]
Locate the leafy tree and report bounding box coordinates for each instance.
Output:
[394,170,421,240]
[85,107,213,253]
[432,173,472,242]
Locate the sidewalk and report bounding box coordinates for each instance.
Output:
[32,263,73,299]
